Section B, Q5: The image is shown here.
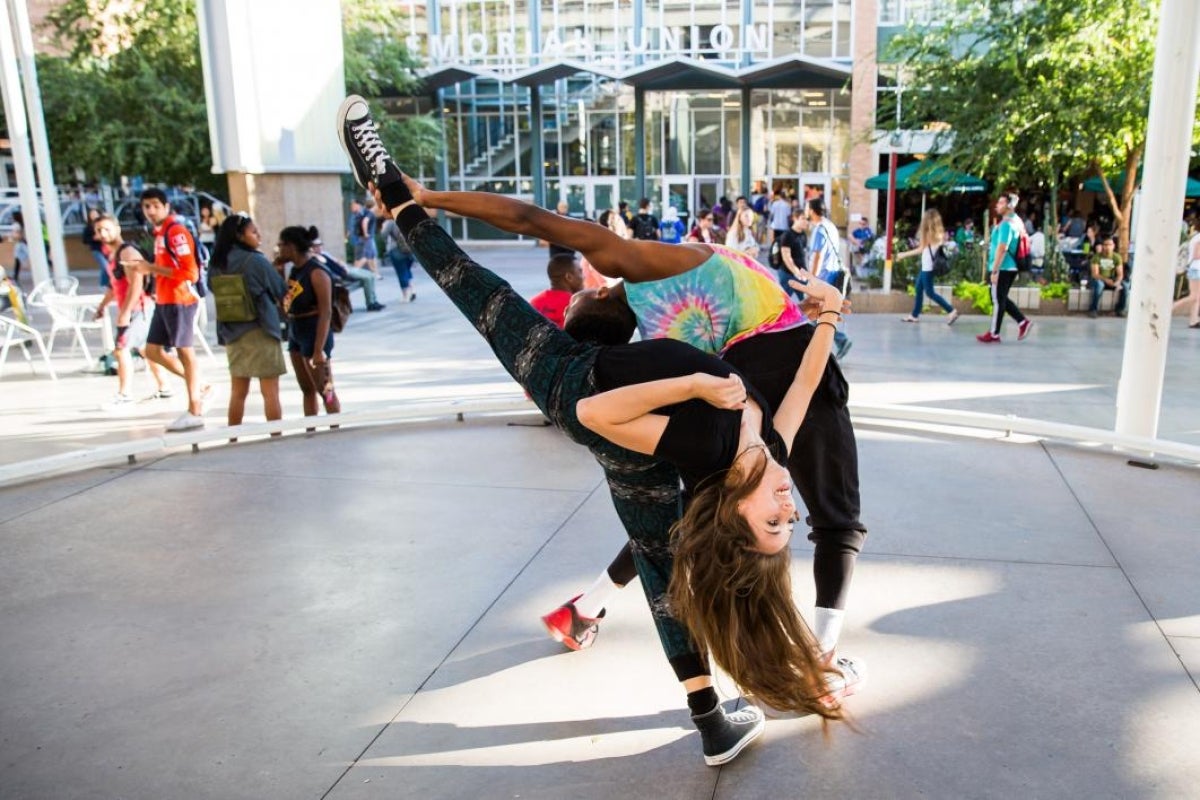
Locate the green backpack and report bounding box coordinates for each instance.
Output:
[210,271,257,323]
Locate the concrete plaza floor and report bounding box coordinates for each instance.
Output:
[1,244,1199,799]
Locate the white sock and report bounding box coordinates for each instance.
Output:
[813,607,845,656]
[574,571,620,620]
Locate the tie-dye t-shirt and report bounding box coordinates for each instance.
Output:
[624,244,806,355]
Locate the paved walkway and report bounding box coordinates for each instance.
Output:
[1,245,1198,799]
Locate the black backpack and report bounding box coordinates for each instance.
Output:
[632,213,659,240]
[114,242,156,297]
[931,245,951,277]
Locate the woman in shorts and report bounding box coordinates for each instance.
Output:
[280,225,341,417]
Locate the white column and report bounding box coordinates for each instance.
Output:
[0,0,50,287]
[9,0,69,285]
[1115,0,1200,439]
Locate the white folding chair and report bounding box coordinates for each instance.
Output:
[0,314,58,380]
[193,299,216,360]
[43,294,107,364]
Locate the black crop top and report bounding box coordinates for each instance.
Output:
[593,338,785,492]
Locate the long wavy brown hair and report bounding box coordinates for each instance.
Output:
[667,455,844,722]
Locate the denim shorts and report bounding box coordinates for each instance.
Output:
[1187,263,1200,281]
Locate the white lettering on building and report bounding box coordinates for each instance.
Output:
[417,23,772,67]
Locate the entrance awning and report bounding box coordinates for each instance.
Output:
[736,54,851,90]
[620,58,741,90]
[418,65,498,91]
[509,60,617,87]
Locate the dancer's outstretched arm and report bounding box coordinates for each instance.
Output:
[772,272,843,449]
[402,175,708,282]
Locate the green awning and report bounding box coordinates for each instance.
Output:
[1082,169,1200,198]
[865,160,988,193]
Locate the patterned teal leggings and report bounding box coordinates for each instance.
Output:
[398,207,705,681]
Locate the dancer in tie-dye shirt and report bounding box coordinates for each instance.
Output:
[373,177,867,685]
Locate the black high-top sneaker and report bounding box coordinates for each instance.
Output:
[690,703,765,766]
[336,95,405,194]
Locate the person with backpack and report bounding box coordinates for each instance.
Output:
[280,225,341,418]
[207,212,286,426]
[806,197,853,360]
[92,214,172,407]
[121,188,211,432]
[659,206,685,243]
[631,198,660,240]
[977,193,1033,343]
[897,209,959,324]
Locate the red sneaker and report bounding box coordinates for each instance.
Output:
[1018,319,1033,340]
[540,595,604,651]
[976,332,1002,343]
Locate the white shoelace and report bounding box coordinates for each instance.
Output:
[351,120,389,175]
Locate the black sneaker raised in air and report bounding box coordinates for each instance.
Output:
[336,95,405,194]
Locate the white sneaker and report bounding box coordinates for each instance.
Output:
[823,655,867,705]
[101,393,134,411]
[166,412,205,432]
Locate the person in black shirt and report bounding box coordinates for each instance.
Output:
[777,208,809,298]
[340,95,846,766]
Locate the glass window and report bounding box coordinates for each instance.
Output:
[694,109,723,175]
[804,0,835,59]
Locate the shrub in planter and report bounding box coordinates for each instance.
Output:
[954,280,993,314]
[1040,281,1070,301]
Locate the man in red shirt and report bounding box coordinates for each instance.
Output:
[529,254,583,328]
[123,188,208,431]
[93,215,173,407]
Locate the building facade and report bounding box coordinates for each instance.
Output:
[394,0,879,240]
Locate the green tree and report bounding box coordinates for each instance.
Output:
[41,0,216,191]
[342,0,441,177]
[883,0,1182,254]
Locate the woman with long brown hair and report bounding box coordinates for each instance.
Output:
[897,209,959,324]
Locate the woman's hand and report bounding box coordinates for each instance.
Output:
[692,373,749,410]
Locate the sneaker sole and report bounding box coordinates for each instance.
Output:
[336,94,371,189]
[702,714,765,766]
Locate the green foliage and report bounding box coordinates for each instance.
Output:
[343,2,423,98]
[40,0,215,190]
[953,280,993,314]
[1040,281,1071,300]
[884,0,1162,189]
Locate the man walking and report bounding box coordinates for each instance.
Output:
[123,188,208,431]
[977,193,1033,343]
[807,197,852,360]
[768,188,791,248]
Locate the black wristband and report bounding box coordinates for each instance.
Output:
[819,309,842,319]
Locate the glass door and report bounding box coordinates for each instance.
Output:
[561,181,589,218]
[592,180,619,220]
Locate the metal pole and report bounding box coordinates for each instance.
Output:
[9,0,69,285]
[1114,0,1200,439]
[0,0,49,287]
[883,152,897,293]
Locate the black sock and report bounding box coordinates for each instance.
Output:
[394,204,431,239]
[380,179,413,211]
[687,687,719,717]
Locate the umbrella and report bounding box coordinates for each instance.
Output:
[1082,169,1200,198]
[864,160,989,193]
